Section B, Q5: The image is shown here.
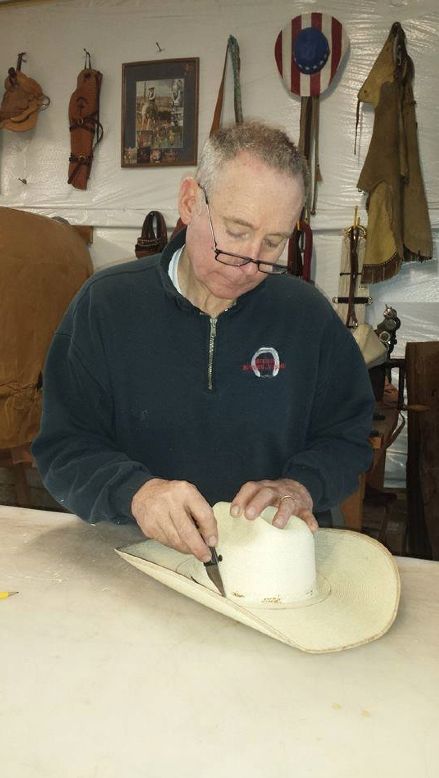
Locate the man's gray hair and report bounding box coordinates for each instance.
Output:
[195,121,308,195]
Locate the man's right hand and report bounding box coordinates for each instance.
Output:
[131,478,217,562]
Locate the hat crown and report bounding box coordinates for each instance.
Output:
[216,507,318,607]
[293,27,330,74]
[274,14,349,97]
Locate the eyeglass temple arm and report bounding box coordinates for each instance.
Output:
[199,184,219,252]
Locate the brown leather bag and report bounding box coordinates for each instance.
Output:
[68,54,103,190]
[0,52,49,132]
[135,211,168,258]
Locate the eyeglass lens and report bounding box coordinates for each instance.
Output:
[200,186,287,275]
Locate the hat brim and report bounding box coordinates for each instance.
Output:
[117,526,400,653]
[275,12,350,97]
[352,324,388,369]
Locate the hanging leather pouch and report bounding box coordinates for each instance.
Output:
[68,55,103,190]
[135,211,168,258]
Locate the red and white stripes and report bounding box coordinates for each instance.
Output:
[275,13,348,97]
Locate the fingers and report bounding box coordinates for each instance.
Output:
[131,478,218,561]
[232,480,296,521]
[272,502,318,533]
[230,481,267,519]
[230,478,318,533]
[170,509,213,562]
[156,517,190,554]
[184,487,218,548]
[299,509,319,534]
[242,485,280,520]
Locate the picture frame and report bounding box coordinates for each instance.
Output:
[121,57,199,168]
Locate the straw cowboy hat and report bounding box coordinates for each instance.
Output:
[117,503,400,653]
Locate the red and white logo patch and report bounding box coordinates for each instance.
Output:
[242,347,285,378]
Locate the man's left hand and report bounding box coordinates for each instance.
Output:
[230,478,318,533]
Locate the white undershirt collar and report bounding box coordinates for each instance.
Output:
[168,246,184,295]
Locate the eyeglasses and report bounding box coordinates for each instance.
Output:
[198,184,288,275]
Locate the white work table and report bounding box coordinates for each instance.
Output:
[1,506,438,778]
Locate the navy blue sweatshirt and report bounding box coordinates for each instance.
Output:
[32,230,375,524]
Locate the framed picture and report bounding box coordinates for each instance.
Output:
[121,57,199,168]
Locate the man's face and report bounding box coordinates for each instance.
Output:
[182,152,304,301]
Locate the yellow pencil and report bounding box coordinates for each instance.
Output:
[0,591,18,600]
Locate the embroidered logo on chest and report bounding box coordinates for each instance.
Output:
[242,347,285,378]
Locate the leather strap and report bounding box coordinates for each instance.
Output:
[287,220,313,282]
[311,97,322,216]
[67,103,103,185]
[69,113,99,134]
[210,34,243,135]
[299,96,321,220]
[333,221,370,327]
[171,35,244,241]
[345,225,360,328]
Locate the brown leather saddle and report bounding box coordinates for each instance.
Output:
[0,52,49,132]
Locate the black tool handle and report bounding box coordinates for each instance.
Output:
[204,547,223,567]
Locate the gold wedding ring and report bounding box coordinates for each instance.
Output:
[279,494,293,503]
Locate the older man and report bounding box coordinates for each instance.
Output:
[33,122,374,563]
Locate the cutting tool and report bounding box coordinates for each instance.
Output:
[204,547,226,597]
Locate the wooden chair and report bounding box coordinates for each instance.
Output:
[0,444,34,507]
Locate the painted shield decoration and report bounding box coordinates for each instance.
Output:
[275,13,350,97]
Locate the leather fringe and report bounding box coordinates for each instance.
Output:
[361,252,401,285]
[403,245,433,264]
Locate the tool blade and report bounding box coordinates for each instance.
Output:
[204,548,226,597]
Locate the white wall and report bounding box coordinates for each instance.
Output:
[1,0,438,485]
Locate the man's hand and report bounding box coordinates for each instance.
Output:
[131,478,218,562]
[230,478,318,533]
